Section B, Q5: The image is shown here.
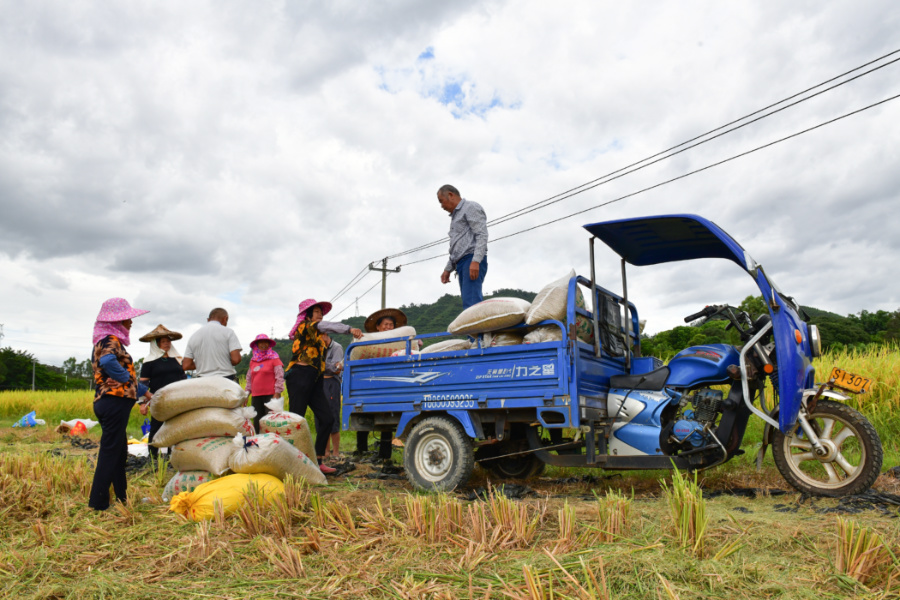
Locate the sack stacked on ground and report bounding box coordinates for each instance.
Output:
[169,473,284,521]
[348,326,418,361]
[170,436,239,476]
[524,270,594,344]
[448,298,531,335]
[421,339,471,354]
[230,433,327,485]
[150,377,249,421]
[258,411,316,461]
[162,471,216,502]
[152,407,256,448]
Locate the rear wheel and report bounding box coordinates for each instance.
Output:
[404,416,474,492]
[772,400,882,497]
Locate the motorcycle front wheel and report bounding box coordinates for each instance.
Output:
[772,400,882,497]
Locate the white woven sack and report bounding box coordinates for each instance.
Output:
[150,377,249,421]
[348,326,418,361]
[448,298,531,335]
[525,270,575,325]
[230,433,327,485]
[152,406,256,448]
[162,470,215,502]
[258,411,315,461]
[524,325,565,344]
[490,332,524,346]
[170,436,237,476]
[421,339,471,354]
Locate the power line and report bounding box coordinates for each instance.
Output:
[331,275,389,320]
[329,265,373,304]
[385,48,900,261]
[393,90,900,266]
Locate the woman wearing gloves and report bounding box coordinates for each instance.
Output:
[88,297,152,511]
[285,299,362,474]
[138,324,186,459]
[245,333,284,431]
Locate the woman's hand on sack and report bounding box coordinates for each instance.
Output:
[139,403,149,416]
[350,328,363,339]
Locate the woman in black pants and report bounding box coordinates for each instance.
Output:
[88,298,152,511]
[285,298,362,475]
[137,324,187,459]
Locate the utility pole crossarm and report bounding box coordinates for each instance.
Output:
[368,258,401,310]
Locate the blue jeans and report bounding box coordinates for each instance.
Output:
[456,254,487,309]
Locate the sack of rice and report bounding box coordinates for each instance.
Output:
[230,433,327,485]
[348,326,418,360]
[489,332,524,346]
[421,339,471,354]
[524,325,565,344]
[448,298,531,335]
[259,411,315,461]
[152,406,256,448]
[525,270,575,325]
[170,473,284,521]
[162,470,215,502]
[150,377,249,422]
[170,436,238,476]
[574,288,595,344]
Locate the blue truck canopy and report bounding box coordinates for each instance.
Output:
[583,214,751,271]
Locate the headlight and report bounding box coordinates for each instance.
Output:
[807,324,822,357]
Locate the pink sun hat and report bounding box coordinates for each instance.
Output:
[288,298,333,337]
[249,333,277,349]
[96,297,150,322]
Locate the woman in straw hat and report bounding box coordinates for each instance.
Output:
[88,297,152,511]
[285,299,362,474]
[245,333,284,431]
[138,324,186,459]
[354,308,408,459]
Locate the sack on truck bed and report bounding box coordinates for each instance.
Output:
[170,436,238,476]
[524,269,595,344]
[152,407,256,448]
[258,411,315,461]
[150,377,249,422]
[348,326,418,361]
[229,433,327,485]
[162,470,215,502]
[448,298,531,335]
[170,473,284,522]
[524,325,564,344]
[471,331,524,348]
[420,339,471,354]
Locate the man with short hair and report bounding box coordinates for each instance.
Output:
[182,308,242,380]
[437,184,488,309]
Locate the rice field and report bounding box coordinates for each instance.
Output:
[0,347,898,598]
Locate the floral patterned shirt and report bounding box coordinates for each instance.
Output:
[92,335,138,400]
[286,320,351,375]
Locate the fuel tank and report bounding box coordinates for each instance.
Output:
[665,344,739,387]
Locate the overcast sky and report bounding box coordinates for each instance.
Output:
[1,0,898,366]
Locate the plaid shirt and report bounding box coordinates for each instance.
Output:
[445,198,488,272]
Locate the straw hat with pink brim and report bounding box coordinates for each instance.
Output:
[96,298,149,323]
[249,333,278,349]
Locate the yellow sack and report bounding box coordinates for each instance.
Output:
[169,473,284,522]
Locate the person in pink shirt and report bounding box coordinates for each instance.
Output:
[245,334,284,431]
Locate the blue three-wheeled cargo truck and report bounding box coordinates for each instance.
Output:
[342,215,883,496]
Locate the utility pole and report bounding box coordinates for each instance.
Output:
[368,258,401,310]
[32,360,36,391]
[354,297,360,317]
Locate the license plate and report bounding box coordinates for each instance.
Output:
[828,367,872,394]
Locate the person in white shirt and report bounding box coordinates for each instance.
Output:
[182,308,242,380]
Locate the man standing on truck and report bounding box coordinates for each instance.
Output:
[438,184,488,309]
